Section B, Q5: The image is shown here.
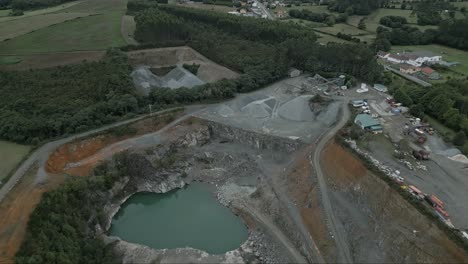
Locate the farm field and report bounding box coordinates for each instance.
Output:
[0,13,126,54]
[392,44,468,74]
[0,1,83,22]
[0,51,105,70]
[0,9,9,17]
[352,9,417,32]
[0,12,93,42]
[0,141,31,182]
[0,0,127,54]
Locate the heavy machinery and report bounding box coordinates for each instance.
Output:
[413,150,430,160]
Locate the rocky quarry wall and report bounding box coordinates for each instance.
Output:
[204,120,303,153]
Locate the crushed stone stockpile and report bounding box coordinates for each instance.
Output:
[278,95,314,122]
[216,105,235,118]
[240,100,272,119]
[131,66,205,95]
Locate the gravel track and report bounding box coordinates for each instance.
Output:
[311,99,353,263]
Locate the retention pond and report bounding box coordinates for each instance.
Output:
[110,183,248,254]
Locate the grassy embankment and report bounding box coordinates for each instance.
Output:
[0,141,31,182]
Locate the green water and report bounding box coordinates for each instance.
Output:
[110,183,248,254]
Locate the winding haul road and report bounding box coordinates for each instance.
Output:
[311,99,353,263]
[0,106,202,203]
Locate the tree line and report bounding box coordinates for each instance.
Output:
[288,9,348,25]
[374,17,468,51]
[1,0,74,11]
[391,78,468,152]
[327,0,388,15]
[379,15,408,28]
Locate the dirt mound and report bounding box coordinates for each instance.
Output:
[449,154,468,164]
[278,96,314,122]
[46,135,118,175]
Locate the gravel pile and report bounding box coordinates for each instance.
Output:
[241,101,272,119]
[278,95,314,122]
[131,66,205,95]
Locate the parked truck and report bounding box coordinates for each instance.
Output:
[413,150,430,160]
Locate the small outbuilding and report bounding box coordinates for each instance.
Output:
[373,84,388,93]
[354,114,383,133]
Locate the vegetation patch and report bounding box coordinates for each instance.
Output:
[0,140,31,181]
[0,56,22,65]
[183,63,200,75]
[150,65,176,76]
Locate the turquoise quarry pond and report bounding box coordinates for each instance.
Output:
[110,183,248,254]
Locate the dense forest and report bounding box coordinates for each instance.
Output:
[327,0,388,15]
[133,5,382,81]
[0,50,138,144]
[390,78,468,152]
[15,153,132,264]
[375,18,468,51]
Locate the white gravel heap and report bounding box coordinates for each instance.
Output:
[278,95,314,122]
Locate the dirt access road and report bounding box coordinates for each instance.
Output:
[0,106,203,203]
[311,99,353,263]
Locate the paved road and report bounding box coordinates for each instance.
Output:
[255,0,274,20]
[311,99,353,263]
[0,106,202,203]
[384,66,432,87]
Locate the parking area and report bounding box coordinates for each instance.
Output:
[340,84,468,231]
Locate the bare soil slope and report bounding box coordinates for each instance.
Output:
[322,141,468,263]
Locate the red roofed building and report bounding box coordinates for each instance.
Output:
[420,67,440,80]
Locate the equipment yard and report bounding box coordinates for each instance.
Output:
[341,85,468,232]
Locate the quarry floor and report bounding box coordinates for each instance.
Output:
[0,76,467,263]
